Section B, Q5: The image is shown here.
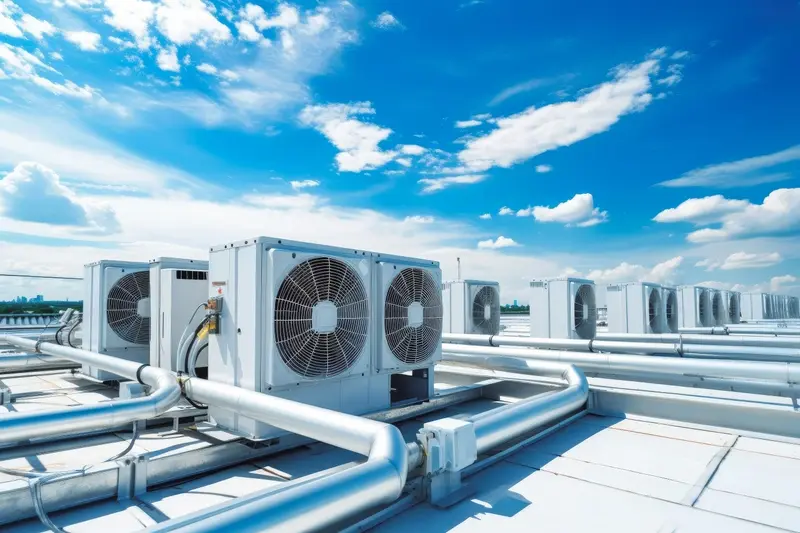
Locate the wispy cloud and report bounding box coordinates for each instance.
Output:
[290,179,320,190]
[488,74,576,106]
[371,11,402,30]
[697,251,782,271]
[418,174,487,194]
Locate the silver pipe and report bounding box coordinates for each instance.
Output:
[596,332,800,349]
[441,353,588,453]
[148,377,409,533]
[0,353,76,370]
[0,335,181,445]
[442,343,800,386]
[682,326,800,336]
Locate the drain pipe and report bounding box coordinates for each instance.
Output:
[147,377,409,533]
[0,335,181,445]
[442,343,800,387]
[595,332,800,349]
[443,333,800,362]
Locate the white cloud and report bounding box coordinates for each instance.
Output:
[455,119,482,129]
[64,30,102,51]
[399,144,425,155]
[290,179,319,190]
[671,50,690,60]
[0,42,101,100]
[19,14,57,39]
[404,215,434,224]
[488,75,574,107]
[456,57,665,172]
[721,252,782,270]
[530,193,608,227]
[155,0,232,45]
[585,256,684,285]
[371,11,401,30]
[103,0,156,49]
[418,174,487,194]
[653,195,750,225]
[498,206,513,216]
[657,64,683,87]
[656,144,800,188]
[0,0,23,38]
[535,164,552,173]
[235,19,261,42]
[50,52,63,60]
[770,275,797,292]
[479,213,491,220]
[477,236,519,249]
[299,102,398,172]
[240,3,299,31]
[196,62,239,81]
[395,157,412,167]
[0,162,119,233]
[156,45,180,71]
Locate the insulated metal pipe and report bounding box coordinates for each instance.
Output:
[148,377,409,533]
[442,343,800,386]
[440,353,588,453]
[596,332,800,349]
[0,353,78,372]
[682,326,800,336]
[0,335,181,445]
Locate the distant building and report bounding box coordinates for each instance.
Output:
[32,295,44,303]
[15,296,28,303]
[513,299,518,306]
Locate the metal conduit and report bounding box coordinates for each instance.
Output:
[442,343,800,386]
[682,326,800,336]
[147,377,409,533]
[596,332,800,349]
[0,353,77,371]
[0,335,181,445]
[443,333,800,362]
[441,353,588,453]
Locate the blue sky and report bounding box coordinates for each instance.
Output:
[0,0,799,301]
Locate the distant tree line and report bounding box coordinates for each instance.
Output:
[0,302,83,315]
[501,304,529,315]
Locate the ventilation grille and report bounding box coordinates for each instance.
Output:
[384,268,442,365]
[176,270,207,280]
[573,283,596,339]
[728,293,739,322]
[274,257,369,379]
[530,281,546,288]
[648,288,662,331]
[106,271,150,345]
[712,292,723,324]
[698,289,709,326]
[665,290,678,332]
[471,285,500,335]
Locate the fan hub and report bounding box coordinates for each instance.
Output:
[407,302,424,327]
[483,305,491,321]
[311,300,338,334]
[137,298,151,318]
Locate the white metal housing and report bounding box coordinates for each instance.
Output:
[83,260,150,380]
[607,282,664,334]
[154,267,209,373]
[148,257,209,371]
[661,286,679,333]
[677,286,713,328]
[741,292,766,321]
[529,278,596,340]
[441,280,501,336]
[722,290,741,324]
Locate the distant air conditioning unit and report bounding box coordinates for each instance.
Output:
[148,257,209,372]
[764,294,774,319]
[530,278,596,340]
[661,286,679,333]
[722,290,741,325]
[442,280,501,335]
[207,237,390,440]
[607,282,664,334]
[789,297,800,319]
[678,286,713,328]
[83,260,151,380]
[710,290,725,326]
[741,292,766,321]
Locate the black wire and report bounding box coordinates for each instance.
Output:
[54,324,67,345]
[182,319,209,410]
[66,318,81,348]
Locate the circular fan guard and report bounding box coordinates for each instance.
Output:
[665,291,679,332]
[698,289,710,326]
[472,286,500,335]
[648,289,662,331]
[274,257,369,379]
[106,271,150,345]
[728,294,739,322]
[573,284,596,339]
[384,268,442,365]
[711,291,723,324]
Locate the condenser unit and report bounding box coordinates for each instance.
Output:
[206,237,388,440]
[148,257,209,371]
[83,260,150,380]
[789,297,800,319]
[661,286,679,333]
[741,292,766,321]
[710,290,725,326]
[723,290,741,324]
[677,286,713,328]
[530,278,596,340]
[607,282,664,334]
[442,280,501,335]
[765,294,774,319]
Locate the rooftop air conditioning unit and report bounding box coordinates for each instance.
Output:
[207,237,389,440]
[148,257,209,372]
[678,286,713,328]
[530,278,596,340]
[442,280,501,335]
[741,292,766,321]
[790,297,800,319]
[710,289,725,326]
[607,282,664,334]
[661,286,679,333]
[83,260,150,380]
[723,290,741,325]
[764,294,774,319]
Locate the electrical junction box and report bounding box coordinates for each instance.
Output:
[421,418,477,474]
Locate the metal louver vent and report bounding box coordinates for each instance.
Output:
[712,291,723,324]
[385,268,442,365]
[728,293,739,322]
[472,286,500,335]
[573,284,596,339]
[648,288,662,331]
[698,289,710,326]
[665,291,678,332]
[274,257,369,379]
[106,271,150,344]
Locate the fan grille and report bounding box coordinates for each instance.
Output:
[712,292,723,324]
[472,286,500,335]
[274,257,369,379]
[385,268,442,365]
[106,271,150,345]
[698,289,709,326]
[728,293,739,322]
[648,288,662,331]
[573,284,596,339]
[665,290,678,332]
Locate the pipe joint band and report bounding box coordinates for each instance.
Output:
[135,364,150,385]
[588,339,595,353]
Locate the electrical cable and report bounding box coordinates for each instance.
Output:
[66,317,81,349]
[175,303,208,373]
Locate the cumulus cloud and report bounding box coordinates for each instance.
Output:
[155,0,232,45]
[519,193,609,227]
[289,179,319,190]
[19,14,57,39]
[653,195,750,225]
[479,213,491,220]
[477,236,519,249]
[399,144,425,156]
[657,144,800,188]
[156,45,180,71]
[0,162,120,233]
[371,11,401,30]
[697,251,783,271]
[535,164,552,173]
[404,215,434,224]
[103,0,157,49]
[418,174,487,194]
[498,206,513,216]
[64,30,102,51]
[455,119,482,129]
[583,256,684,285]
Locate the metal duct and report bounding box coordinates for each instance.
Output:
[0,335,181,445]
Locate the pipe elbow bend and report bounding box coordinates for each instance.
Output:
[370,424,409,498]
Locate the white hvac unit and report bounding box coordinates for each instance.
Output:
[442,280,501,335]
[710,289,725,327]
[606,282,664,334]
[148,257,209,371]
[661,286,679,333]
[741,292,766,321]
[83,260,151,380]
[790,297,800,319]
[207,237,388,440]
[677,286,713,328]
[530,278,596,340]
[765,294,774,319]
[723,291,741,325]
